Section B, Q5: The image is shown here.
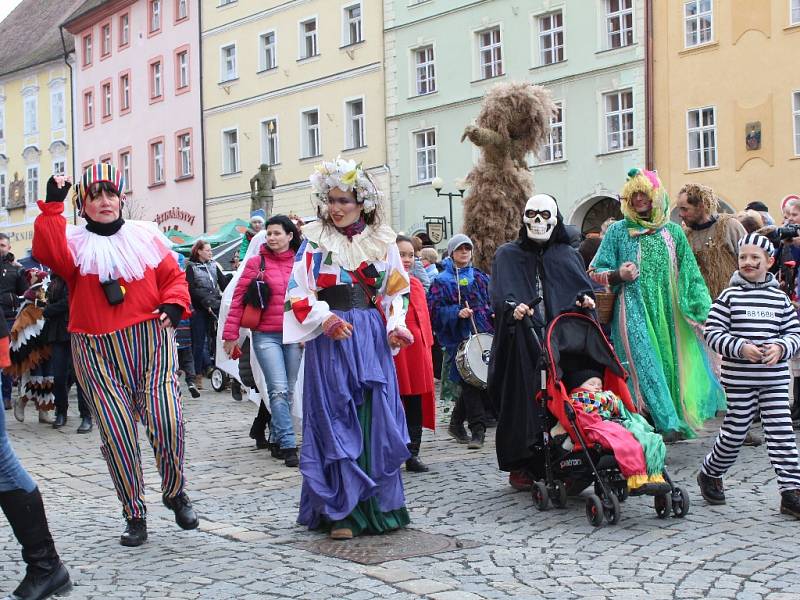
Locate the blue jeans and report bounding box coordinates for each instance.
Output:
[0,375,36,492]
[191,310,213,374]
[252,332,301,450]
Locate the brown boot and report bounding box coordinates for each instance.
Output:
[194,374,204,390]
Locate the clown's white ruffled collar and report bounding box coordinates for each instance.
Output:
[302,220,395,271]
[66,220,174,282]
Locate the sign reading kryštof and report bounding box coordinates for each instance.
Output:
[154,207,196,227]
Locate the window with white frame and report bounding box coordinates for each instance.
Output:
[414,45,435,95]
[101,23,111,56]
[220,44,237,81]
[301,109,320,157]
[261,119,279,165]
[794,91,800,155]
[477,27,503,79]
[120,74,130,110]
[607,0,634,48]
[150,0,161,32]
[178,51,189,88]
[538,12,564,65]
[260,32,276,70]
[53,160,65,176]
[687,106,717,169]
[102,82,112,117]
[684,0,713,47]
[83,91,93,126]
[26,166,38,204]
[50,89,65,129]
[222,129,239,173]
[604,89,634,152]
[539,102,564,162]
[415,129,437,183]
[793,0,800,25]
[24,95,37,134]
[0,172,6,208]
[343,4,362,45]
[219,0,235,5]
[178,133,192,177]
[83,34,92,65]
[151,61,162,97]
[120,151,131,191]
[345,99,365,149]
[120,14,129,46]
[177,0,188,20]
[151,141,164,183]
[300,18,318,59]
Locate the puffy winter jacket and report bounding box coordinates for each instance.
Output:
[223,245,294,338]
[186,259,228,315]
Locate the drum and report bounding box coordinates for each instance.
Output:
[455,333,494,389]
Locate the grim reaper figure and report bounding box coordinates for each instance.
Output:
[488,194,596,489]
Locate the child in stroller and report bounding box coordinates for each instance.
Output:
[531,311,689,526]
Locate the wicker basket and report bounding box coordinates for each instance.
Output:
[595,291,617,324]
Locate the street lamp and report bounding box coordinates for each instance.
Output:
[430,176,466,238]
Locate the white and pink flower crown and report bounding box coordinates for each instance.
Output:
[309,157,381,216]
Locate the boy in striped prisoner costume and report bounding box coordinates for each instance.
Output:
[698,232,800,517]
[32,166,199,546]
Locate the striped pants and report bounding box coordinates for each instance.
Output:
[72,319,185,519]
[702,385,800,492]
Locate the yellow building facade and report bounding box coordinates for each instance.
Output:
[0,59,73,258]
[653,0,800,213]
[201,0,388,231]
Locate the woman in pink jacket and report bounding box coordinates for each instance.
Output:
[223,215,302,467]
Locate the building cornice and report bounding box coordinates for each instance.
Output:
[0,57,71,85]
[63,0,137,34]
[384,0,492,33]
[387,58,645,121]
[204,62,382,116]
[202,0,311,38]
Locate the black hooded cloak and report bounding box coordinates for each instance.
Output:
[487,214,595,473]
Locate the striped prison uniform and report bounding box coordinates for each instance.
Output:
[702,271,800,492]
[72,318,185,519]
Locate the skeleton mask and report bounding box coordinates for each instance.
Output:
[523,194,558,242]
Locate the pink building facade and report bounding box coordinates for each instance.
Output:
[64,0,203,234]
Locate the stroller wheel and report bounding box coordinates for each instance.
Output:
[585,494,603,527]
[654,494,670,518]
[602,492,621,525]
[210,368,228,393]
[671,485,690,518]
[531,481,550,511]
[551,480,568,509]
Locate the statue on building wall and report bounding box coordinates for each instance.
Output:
[250,164,277,217]
[8,172,25,209]
[460,82,556,272]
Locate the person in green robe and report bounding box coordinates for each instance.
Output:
[590,168,725,439]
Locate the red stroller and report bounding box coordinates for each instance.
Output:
[531,311,690,526]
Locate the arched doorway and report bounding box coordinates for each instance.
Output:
[569,194,623,234]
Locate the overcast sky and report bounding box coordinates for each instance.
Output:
[0,0,24,24]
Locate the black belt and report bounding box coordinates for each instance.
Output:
[318,284,375,311]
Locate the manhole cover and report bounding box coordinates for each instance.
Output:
[291,528,479,564]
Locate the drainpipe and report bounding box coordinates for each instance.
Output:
[645,0,654,171]
[59,25,78,224]
[198,1,207,233]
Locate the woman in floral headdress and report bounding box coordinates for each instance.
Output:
[590,168,725,439]
[284,157,413,540]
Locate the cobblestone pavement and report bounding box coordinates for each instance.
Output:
[2,383,800,600]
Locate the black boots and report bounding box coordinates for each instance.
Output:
[162,492,200,530]
[51,413,67,429]
[467,424,486,450]
[0,488,72,600]
[120,518,148,547]
[405,425,429,472]
[780,489,800,518]
[76,417,92,434]
[447,400,469,444]
[187,379,200,398]
[281,448,300,468]
[249,401,271,449]
[697,471,726,505]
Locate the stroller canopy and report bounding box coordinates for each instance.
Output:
[545,312,626,384]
